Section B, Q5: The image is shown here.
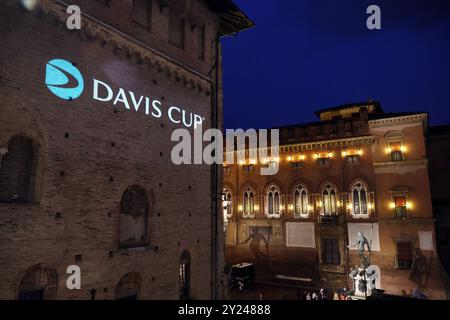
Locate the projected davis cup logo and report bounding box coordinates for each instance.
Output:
[45,59,84,100]
[44,58,205,129]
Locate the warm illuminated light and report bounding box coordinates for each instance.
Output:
[261,158,267,164]
[342,151,347,157]
[308,205,313,212]
[400,146,407,153]
[238,205,243,212]
[358,149,363,156]
[328,152,334,158]
[337,200,342,208]
[317,200,322,207]
[254,205,259,211]
[313,154,318,159]
[385,147,391,154]
[367,203,372,210]
[287,156,292,162]
[239,160,245,165]
[406,202,413,209]
[288,204,294,211]
[389,202,396,209]
[250,159,257,165]
[300,154,306,161]
[275,157,280,162]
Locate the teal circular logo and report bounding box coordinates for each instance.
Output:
[45,59,84,100]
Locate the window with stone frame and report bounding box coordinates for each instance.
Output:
[0,135,40,204]
[132,0,152,30]
[119,186,149,248]
[322,238,340,265]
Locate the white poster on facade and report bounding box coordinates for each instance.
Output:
[285,222,315,248]
[347,223,380,252]
[418,230,434,251]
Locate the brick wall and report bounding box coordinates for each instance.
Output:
[0,1,224,300]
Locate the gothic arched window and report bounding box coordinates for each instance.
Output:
[294,185,309,217]
[243,188,255,217]
[352,182,368,215]
[266,185,281,218]
[323,184,337,215]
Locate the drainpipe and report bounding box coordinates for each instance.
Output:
[210,33,220,300]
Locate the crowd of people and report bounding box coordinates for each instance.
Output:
[300,288,352,300]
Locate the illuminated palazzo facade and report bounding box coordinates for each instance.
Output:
[0,0,251,299]
[224,102,449,299]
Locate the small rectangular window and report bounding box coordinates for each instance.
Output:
[169,9,185,48]
[96,0,110,5]
[394,196,407,218]
[317,158,330,168]
[224,166,231,174]
[243,165,254,173]
[390,142,403,161]
[290,161,304,168]
[132,0,152,29]
[346,154,360,164]
[396,241,413,269]
[322,239,340,265]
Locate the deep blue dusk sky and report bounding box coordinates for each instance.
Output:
[221,0,450,129]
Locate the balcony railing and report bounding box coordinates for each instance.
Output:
[318,214,342,224]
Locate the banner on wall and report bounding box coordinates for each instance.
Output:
[347,223,380,252]
[285,222,315,248]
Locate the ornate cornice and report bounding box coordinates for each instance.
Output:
[369,114,427,128]
[37,0,212,95]
[226,135,377,156]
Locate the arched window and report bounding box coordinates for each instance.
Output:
[0,136,40,203]
[266,185,281,218]
[352,182,368,215]
[322,184,337,215]
[243,188,255,217]
[294,185,309,217]
[119,186,149,248]
[115,272,142,300]
[179,251,191,300]
[18,265,58,300]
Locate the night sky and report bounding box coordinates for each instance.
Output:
[221,0,450,129]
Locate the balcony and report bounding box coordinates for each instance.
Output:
[318,214,343,224]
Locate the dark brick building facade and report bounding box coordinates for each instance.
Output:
[0,0,252,299]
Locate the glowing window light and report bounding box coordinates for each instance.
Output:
[238,205,243,212]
